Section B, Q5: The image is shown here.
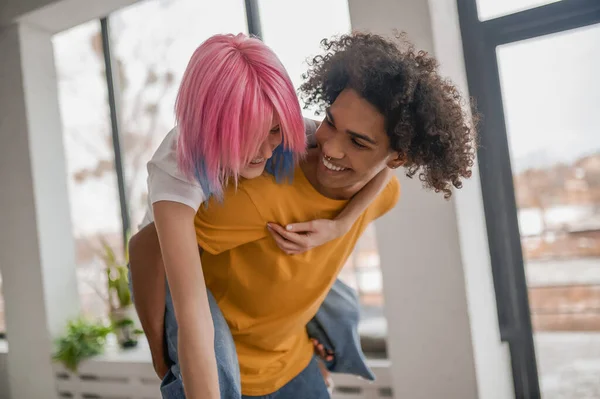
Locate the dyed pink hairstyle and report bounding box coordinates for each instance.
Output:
[175,33,306,198]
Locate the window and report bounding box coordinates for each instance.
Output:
[53,20,123,320]
[497,24,600,398]
[109,0,249,229]
[476,0,561,21]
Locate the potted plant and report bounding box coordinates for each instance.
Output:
[101,239,142,348]
[53,317,112,372]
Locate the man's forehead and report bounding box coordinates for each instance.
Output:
[329,90,385,137]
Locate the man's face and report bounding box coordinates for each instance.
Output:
[314,89,401,191]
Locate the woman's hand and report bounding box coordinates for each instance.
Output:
[267,219,350,255]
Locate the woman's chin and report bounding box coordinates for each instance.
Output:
[240,164,267,180]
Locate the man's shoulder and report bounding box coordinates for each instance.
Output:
[367,176,401,221]
[385,176,401,201]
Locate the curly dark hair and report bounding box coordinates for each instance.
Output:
[300,32,478,198]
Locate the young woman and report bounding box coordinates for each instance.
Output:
[129,33,391,399]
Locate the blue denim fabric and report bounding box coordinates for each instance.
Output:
[127,266,241,398]
[242,356,329,399]
[162,284,241,399]
[159,355,329,399]
[161,285,329,399]
[306,279,376,381]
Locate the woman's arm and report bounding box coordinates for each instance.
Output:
[268,168,392,254]
[331,167,393,232]
[153,201,220,399]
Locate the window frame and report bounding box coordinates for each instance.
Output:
[456,0,600,397]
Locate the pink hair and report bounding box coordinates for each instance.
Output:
[175,33,306,197]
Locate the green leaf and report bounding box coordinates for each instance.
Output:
[52,317,113,372]
[112,318,134,329]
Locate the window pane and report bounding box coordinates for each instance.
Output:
[497,23,600,399]
[477,0,560,21]
[109,0,248,229]
[53,21,124,320]
[258,0,351,117]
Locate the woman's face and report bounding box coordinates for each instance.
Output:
[239,114,282,180]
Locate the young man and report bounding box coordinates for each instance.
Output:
[130,32,476,399]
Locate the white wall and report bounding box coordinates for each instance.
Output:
[1,0,139,32]
[0,21,79,399]
[0,0,59,25]
[427,1,515,398]
[346,0,514,398]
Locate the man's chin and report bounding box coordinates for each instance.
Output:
[316,172,346,190]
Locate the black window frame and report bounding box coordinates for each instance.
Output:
[456,0,600,397]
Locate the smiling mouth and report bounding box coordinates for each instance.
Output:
[322,156,348,172]
[250,157,265,165]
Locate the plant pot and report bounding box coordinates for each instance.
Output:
[110,305,141,349]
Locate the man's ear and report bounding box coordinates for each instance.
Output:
[387,152,406,169]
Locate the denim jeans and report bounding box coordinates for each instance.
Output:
[160,355,329,399]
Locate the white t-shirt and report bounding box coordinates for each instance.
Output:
[139,118,319,228]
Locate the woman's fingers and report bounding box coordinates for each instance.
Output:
[267,225,303,254]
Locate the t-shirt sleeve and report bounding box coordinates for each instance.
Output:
[366,177,401,222]
[194,188,267,255]
[147,127,206,211]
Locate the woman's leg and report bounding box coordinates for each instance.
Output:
[241,356,330,399]
[162,283,242,399]
[307,279,375,381]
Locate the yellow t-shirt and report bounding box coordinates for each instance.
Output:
[195,167,400,396]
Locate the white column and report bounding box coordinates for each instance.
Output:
[427,1,515,398]
[346,0,514,398]
[0,22,80,399]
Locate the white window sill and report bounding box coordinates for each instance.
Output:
[0,336,392,399]
[0,333,389,361]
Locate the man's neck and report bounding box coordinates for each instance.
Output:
[299,149,366,200]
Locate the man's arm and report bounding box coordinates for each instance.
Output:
[334,168,393,231]
[153,200,220,399]
[129,222,169,379]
